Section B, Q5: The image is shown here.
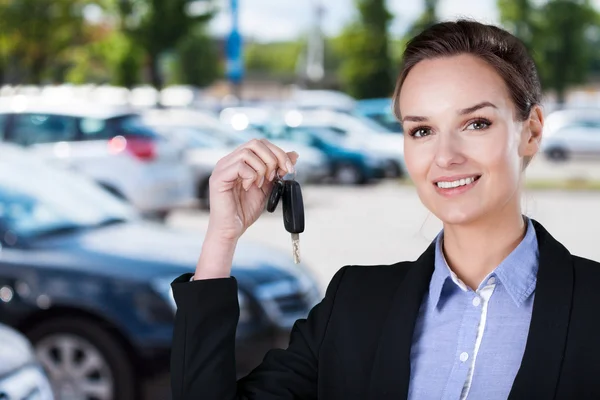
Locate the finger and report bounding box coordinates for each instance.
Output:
[244,139,283,182]
[213,158,257,192]
[257,139,297,180]
[234,148,270,188]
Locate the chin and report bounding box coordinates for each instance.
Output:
[430,204,487,226]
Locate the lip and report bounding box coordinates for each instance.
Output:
[433,174,482,197]
[433,174,481,183]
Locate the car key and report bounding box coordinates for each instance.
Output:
[282,179,305,264]
[266,178,284,213]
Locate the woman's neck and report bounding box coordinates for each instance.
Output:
[441,208,528,291]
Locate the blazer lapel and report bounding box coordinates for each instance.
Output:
[368,241,436,399]
[509,219,574,399]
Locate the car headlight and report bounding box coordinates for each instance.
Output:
[0,365,54,400]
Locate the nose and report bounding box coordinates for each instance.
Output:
[434,132,466,169]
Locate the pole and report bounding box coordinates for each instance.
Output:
[226,0,244,103]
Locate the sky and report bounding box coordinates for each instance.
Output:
[208,0,501,42]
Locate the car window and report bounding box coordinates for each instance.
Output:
[79,114,159,141]
[560,120,600,133]
[0,155,135,238]
[0,114,7,139]
[287,128,315,146]
[10,114,77,146]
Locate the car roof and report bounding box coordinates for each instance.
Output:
[0,97,137,119]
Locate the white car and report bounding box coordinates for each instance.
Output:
[0,322,54,399]
[220,106,406,178]
[287,109,406,177]
[0,101,195,218]
[143,109,331,197]
[541,108,600,161]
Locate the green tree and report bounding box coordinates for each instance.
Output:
[174,26,221,87]
[335,0,394,99]
[0,0,91,84]
[406,0,439,38]
[115,0,216,89]
[244,41,305,77]
[498,0,599,105]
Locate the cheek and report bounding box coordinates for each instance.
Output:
[404,140,433,180]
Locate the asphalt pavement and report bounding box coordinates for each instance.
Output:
[169,179,600,294]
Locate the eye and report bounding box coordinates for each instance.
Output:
[466,119,492,130]
[410,127,433,138]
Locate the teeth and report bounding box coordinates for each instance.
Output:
[437,176,477,189]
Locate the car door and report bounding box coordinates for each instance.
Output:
[556,119,600,157]
[4,113,79,169]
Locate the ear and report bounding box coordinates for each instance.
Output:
[520,105,544,159]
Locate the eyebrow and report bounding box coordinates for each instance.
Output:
[401,101,498,122]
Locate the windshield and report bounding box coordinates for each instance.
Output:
[109,114,159,138]
[0,156,135,238]
[349,113,393,133]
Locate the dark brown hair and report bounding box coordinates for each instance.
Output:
[393,19,542,122]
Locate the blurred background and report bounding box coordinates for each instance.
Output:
[0,0,600,399]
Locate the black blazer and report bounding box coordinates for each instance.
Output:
[170,220,600,399]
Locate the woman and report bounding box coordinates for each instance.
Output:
[170,20,600,399]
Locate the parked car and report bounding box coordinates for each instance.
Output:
[0,144,322,399]
[541,108,600,161]
[354,98,404,133]
[221,107,405,179]
[0,323,54,399]
[0,101,195,219]
[251,124,388,185]
[143,109,331,202]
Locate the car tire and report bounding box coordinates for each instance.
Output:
[384,161,403,179]
[26,317,138,400]
[334,163,365,185]
[198,178,211,210]
[546,147,568,162]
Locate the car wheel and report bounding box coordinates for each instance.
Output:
[26,317,138,400]
[383,161,402,178]
[546,147,568,162]
[198,179,211,210]
[334,163,365,185]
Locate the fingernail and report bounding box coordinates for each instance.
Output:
[258,175,265,188]
[286,161,295,174]
[269,170,276,181]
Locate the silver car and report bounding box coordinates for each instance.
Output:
[541,108,600,161]
[0,323,54,399]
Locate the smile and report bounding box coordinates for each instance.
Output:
[433,175,481,196]
[435,176,480,189]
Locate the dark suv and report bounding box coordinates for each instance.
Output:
[0,144,321,400]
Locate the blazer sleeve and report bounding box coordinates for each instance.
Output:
[170,266,348,400]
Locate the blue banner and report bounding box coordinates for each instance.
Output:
[226,0,244,83]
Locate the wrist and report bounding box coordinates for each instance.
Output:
[194,231,238,280]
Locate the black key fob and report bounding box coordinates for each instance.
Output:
[267,179,284,213]
[282,180,304,234]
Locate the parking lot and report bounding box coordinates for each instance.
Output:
[170,178,600,293]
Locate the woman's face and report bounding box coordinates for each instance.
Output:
[399,54,541,226]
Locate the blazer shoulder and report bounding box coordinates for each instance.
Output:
[572,254,600,276]
[331,260,416,298]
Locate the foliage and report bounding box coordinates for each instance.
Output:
[114,0,216,88]
[335,0,394,99]
[174,26,222,87]
[0,0,92,84]
[498,0,600,104]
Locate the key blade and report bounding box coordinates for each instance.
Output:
[291,233,300,264]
